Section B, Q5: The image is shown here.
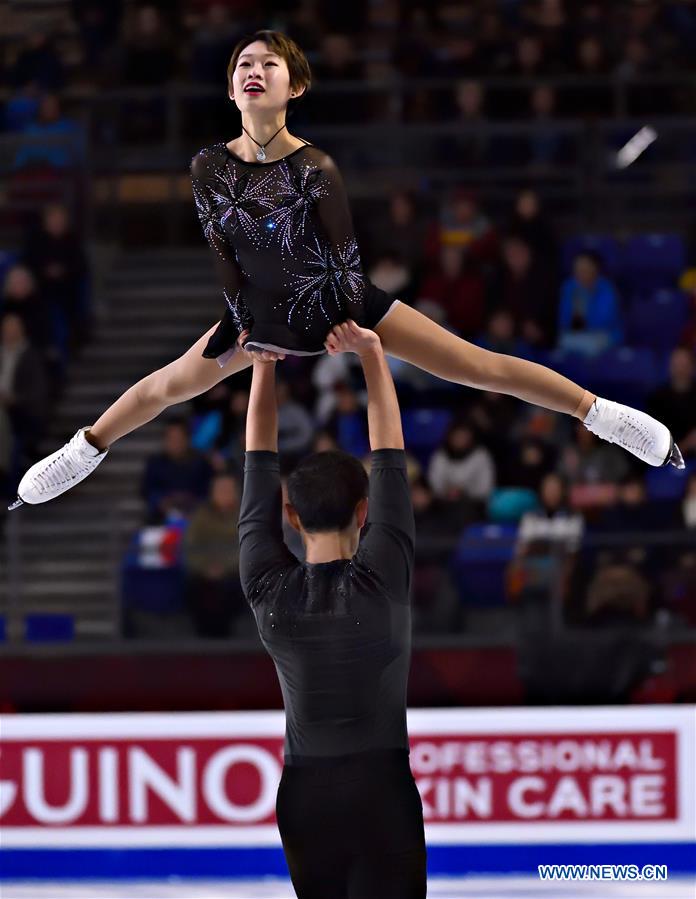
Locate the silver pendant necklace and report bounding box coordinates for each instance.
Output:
[241,123,287,162]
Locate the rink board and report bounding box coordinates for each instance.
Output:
[1,706,694,879]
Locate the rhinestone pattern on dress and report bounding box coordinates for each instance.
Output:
[190,143,367,353]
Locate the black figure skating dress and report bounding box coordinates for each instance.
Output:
[190,142,397,362]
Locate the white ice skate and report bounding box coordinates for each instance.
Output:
[584,397,684,469]
[8,427,108,510]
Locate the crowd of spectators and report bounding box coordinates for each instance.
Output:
[1,1,694,645]
[0,202,89,500]
[124,181,696,640]
[8,1,696,87]
[3,0,696,147]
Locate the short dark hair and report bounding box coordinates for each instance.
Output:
[228,30,311,98]
[287,451,368,533]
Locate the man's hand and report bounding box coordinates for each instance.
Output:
[238,329,285,364]
[324,320,381,357]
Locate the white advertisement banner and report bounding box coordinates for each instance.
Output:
[1,706,694,849]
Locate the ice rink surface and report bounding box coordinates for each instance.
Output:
[2,878,695,899]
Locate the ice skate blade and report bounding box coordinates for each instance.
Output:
[665,438,685,470]
[7,496,24,511]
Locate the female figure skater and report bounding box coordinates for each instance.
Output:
[12,30,683,509]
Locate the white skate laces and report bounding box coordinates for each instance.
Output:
[584,397,685,469]
[8,427,108,510]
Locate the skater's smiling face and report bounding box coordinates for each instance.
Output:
[228,34,310,116]
[231,42,292,113]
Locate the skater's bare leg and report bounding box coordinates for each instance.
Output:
[10,329,285,509]
[376,303,595,419]
[88,323,252,449]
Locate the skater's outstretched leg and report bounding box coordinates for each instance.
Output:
[9,325,271,509]
[376,303,684,469]
[88,323,252,449]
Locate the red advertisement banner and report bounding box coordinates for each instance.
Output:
[0,731,676,828]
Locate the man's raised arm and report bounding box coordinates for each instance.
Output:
[325,320,413,601]
[246,355,278,452]
[238,356,295,599]
[324,320,404,451]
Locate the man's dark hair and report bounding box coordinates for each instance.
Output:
[287,451,368,533]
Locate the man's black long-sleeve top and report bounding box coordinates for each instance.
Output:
[238,449,415,764]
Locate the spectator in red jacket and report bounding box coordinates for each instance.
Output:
[418,244,486,337]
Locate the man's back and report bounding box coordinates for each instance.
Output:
[239,448,414,762]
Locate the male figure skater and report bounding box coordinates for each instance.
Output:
[239,319,426,899]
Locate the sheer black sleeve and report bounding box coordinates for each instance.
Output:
[190,149,254,360]
[313,152,367,325]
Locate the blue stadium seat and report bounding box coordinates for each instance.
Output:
[121,566,185,614]
[622,234,686,293]
[3,95,39,131]
[121,527,186,615]
[25,614,75,642]
[562,235,622,276]
[645,462,694,502]
[451,523,517,607]
[588,346,659,406]
[626,290,688,353]
[337,413,369,458]
[545,349,595,386]
[0,616,5,642]
[0,250,18,289]
[642,499,683,530]
[401,408,452,466]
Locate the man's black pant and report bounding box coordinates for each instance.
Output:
[276,749,427,899]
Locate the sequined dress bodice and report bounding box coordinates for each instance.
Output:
[191,142,384,358]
